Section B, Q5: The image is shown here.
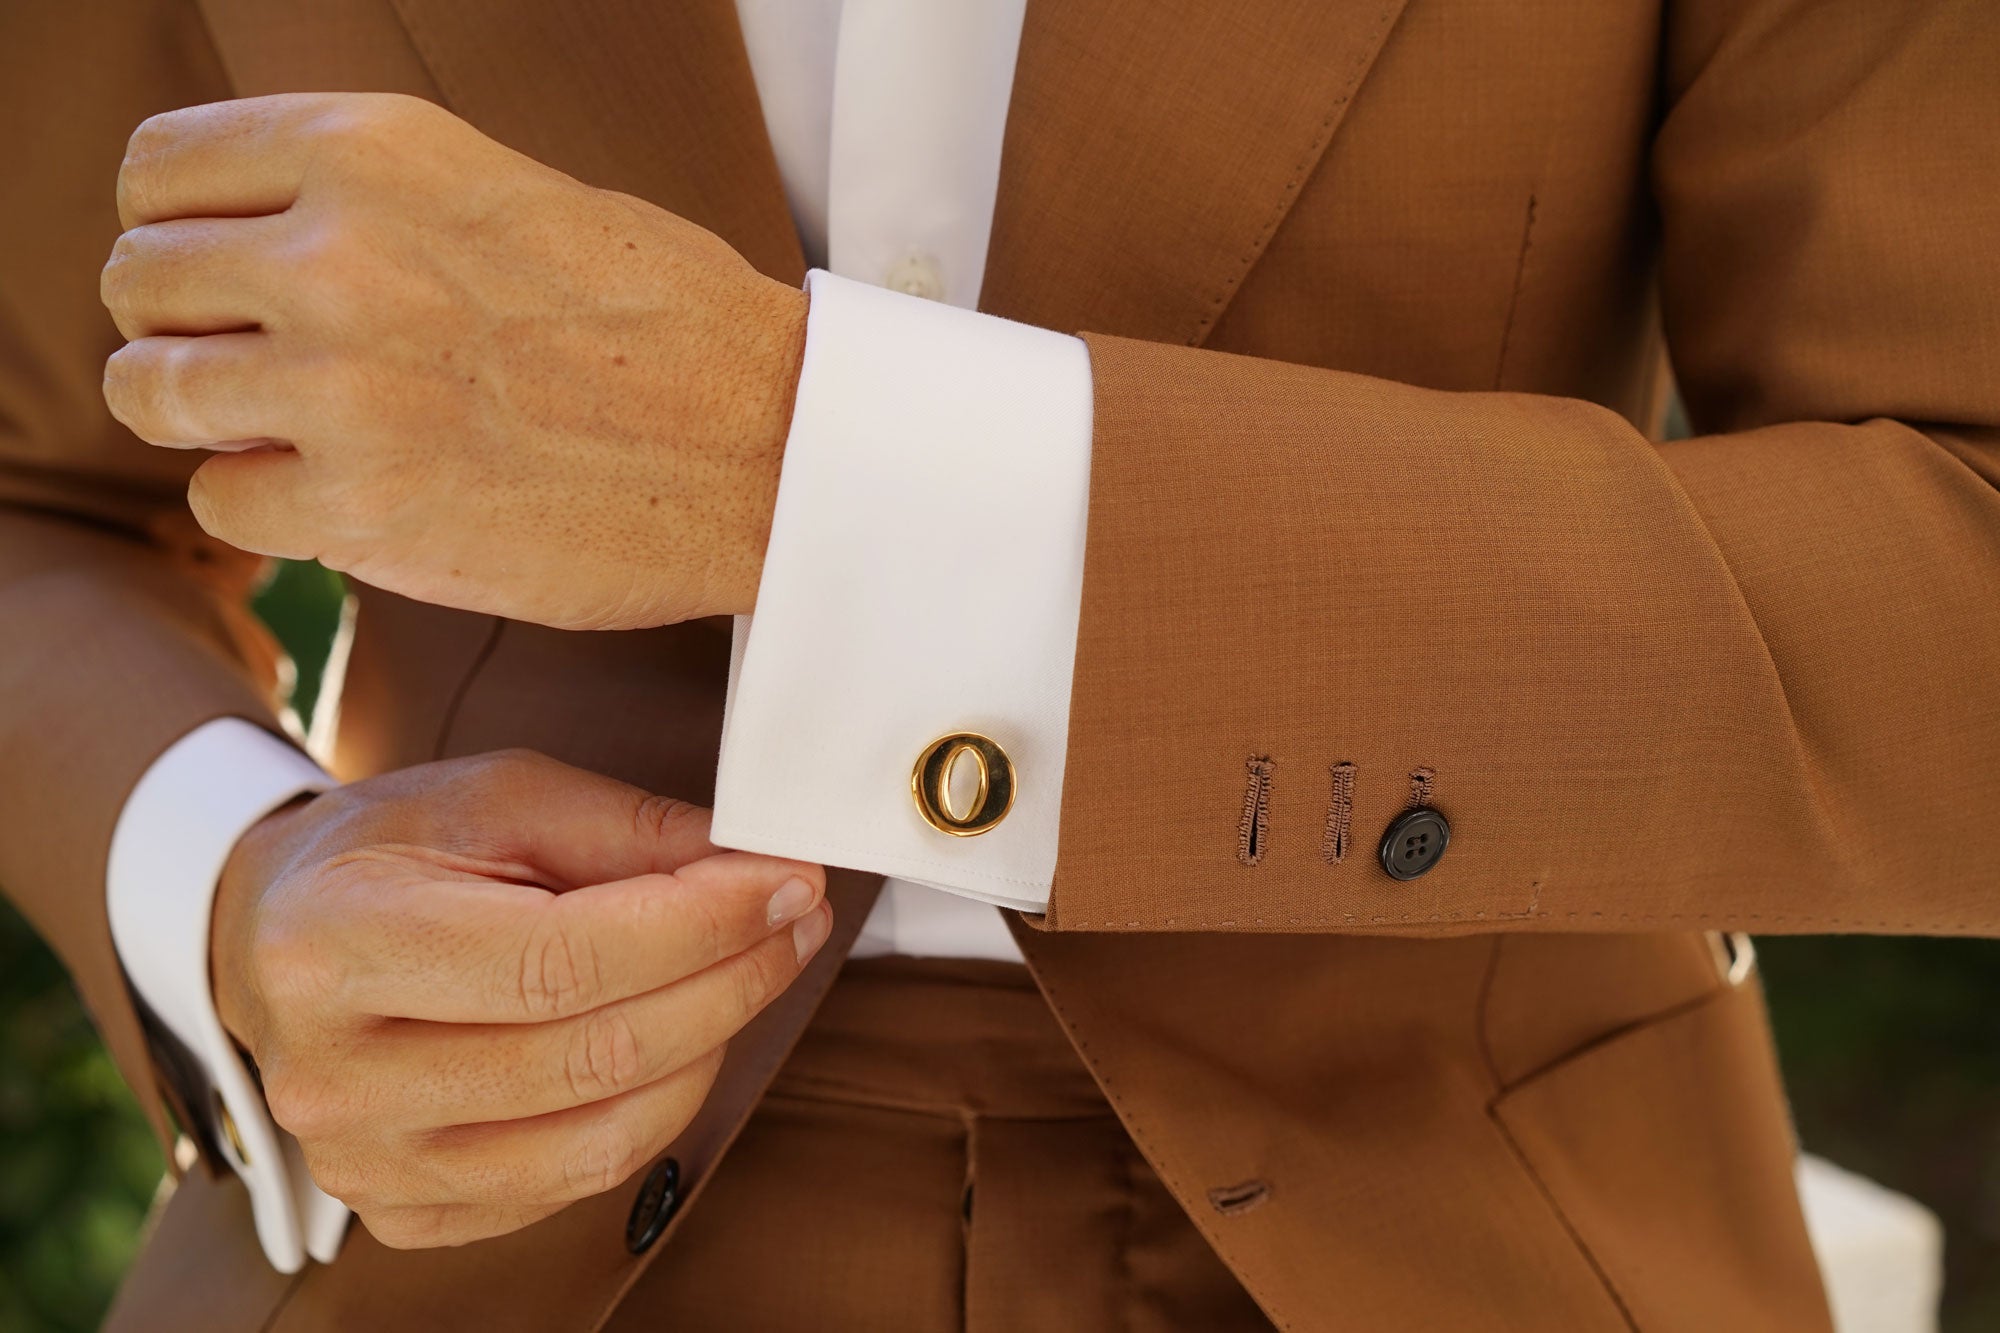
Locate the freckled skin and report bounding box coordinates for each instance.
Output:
[101,92,807,631]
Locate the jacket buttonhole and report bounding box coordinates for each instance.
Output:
[1237,757,1274,866]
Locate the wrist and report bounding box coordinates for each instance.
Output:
[211,794,317,1047]
[705,277,806,618]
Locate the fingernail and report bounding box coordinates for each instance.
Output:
[793,905,832,964]
[766,877,815,928]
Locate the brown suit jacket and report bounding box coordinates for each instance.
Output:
[2,0,1994,1328]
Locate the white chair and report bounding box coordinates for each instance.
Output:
[1796,1153,1945,1333]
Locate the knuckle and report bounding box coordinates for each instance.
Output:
[124,108,182,160]
[364,1208,445,1251]
[313,100,392,155]
[252,920,344,1017]
[756,934,799,999]
[562,1007,645,1104]
[157,338,199,416]
[322,91,428,138]
[112,339,199,444]
[117,118,171,221]
[100,346,141,425]
[559,1126,646,1201]
[307,95,437,180]
[732,937,793,1017]
[261,1063,345,1142]
[515,918,603,1019]
[184,462,227,537]
[495,747,554,776]
[114,173,144,229]
[303,1143,375,1208]
[293,222,369,301]
[122,112,165,162]
[631,794,702,848]
[100,237,141,314]
[680,886,729,968]
[465,748,549,792]
[105,340,199,443]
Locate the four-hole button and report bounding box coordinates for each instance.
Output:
[1379,808,1451,881]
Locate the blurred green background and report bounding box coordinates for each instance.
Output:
[0,560,1995,1331]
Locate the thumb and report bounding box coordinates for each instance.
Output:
[460,750,724,888]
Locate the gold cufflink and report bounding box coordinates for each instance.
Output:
[214,1092,250,1166]
[912,732,1015,836]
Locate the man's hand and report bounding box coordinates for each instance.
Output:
[212,750,832,1250]
[101,93,805,630]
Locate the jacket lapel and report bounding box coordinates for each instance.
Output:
[983,0,1411,345]
[203,0,1403,346]
[382,0,806,284]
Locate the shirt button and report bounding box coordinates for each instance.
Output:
[1379,808,1451,881]
[625,1156,682,1254]
[884,253,945,301]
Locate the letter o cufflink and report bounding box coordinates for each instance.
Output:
[912,733,1015,836]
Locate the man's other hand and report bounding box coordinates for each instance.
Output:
[101,92,806,630]
[211,750,832,1249]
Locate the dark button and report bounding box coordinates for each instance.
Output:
[625,1156,682,1255]
[1379,808,1450,880]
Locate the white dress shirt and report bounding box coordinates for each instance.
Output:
[723,0,1089,958]
[105,0,1090,1272]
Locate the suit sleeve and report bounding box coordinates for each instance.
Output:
[1040,0,2000,936]
[0,0,286,1161]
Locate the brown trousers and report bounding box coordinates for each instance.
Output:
[607,957,1273,1332]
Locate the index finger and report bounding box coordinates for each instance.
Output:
[117,93,347,229]
[343,851,827,1024]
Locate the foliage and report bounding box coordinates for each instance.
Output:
[0,919,163,1333]
[1759,936,2000,1332]
[252,559,348,728]
[0,560,342,1333]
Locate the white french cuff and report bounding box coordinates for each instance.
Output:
[106,717,351,1273]
[711,269,1092,911]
